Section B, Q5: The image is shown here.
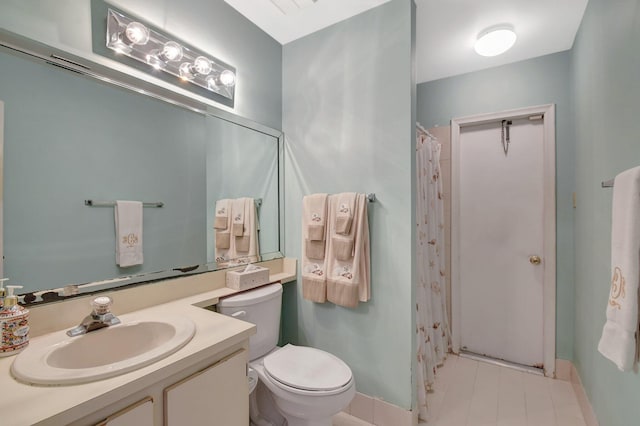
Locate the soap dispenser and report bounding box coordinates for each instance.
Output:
[0,285,29,356]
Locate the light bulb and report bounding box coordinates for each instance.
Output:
[125,22,150,45]
[219,70,236,87]
[162,41,183,62]
[193,56,212,75]
[179,62,194,81]
[474,25,517,57]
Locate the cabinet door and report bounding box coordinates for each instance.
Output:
[96,397,154,426]
[164,349,248,426]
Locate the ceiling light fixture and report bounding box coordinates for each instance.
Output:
[106,8,236,101]
[474,25,517,57]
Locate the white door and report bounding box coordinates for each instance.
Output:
[457,115,547,368]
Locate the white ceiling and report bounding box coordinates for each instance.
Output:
[224,0,392,45]
[415,0,588,83]
[225,0,588,83]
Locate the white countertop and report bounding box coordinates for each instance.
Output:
[0,289,256,426]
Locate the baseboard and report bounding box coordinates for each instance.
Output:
[569,361,599,426]
[555,358,572,381]
[344,392,415,426]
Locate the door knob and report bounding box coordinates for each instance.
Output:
[529,255,542,265]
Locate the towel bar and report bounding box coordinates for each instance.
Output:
[602,179,614,188]
[85,200,164,208]
[367,193,376,202]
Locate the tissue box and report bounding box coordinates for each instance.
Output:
[226,266,270,291]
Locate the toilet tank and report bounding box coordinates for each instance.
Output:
[217,283,283,361]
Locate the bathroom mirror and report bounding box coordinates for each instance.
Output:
[0,34,283,303]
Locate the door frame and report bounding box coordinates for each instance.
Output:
[450,104,556,377]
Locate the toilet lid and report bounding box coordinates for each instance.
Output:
[263,344,352,392]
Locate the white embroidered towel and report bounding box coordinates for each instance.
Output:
[598,166,640,371]
[335,192,356,235]
[232,198,246,236]
[301,194,329,303]
[236,197,259,256]
[326,193,370,308]
[115,200,143,268]
[307,193,328,241]
[214,199,230,230]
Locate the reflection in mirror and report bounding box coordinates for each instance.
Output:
[0,45,282,303]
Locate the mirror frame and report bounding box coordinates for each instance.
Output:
[0,28,285,305]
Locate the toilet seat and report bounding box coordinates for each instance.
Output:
[263,344,353,395]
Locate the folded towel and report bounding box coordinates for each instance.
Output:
[598,166,640,371]
[326,193,370,308]
[114,200,143,268]
[215,197,260,265]
[237,198,260,260]
[302,194,330,303]
[231,198,246,237]
[215,232,230,249]
[301,264,326,302]
[306,193,328,241]
[214,199,230,230]
[305,240,326,260]
[335,192,356,235]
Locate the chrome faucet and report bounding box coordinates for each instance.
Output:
[66,296,121,337]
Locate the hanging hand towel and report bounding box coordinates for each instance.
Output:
[217,198,260,266]
[335,192,356,235]
[232,198,246,237]
[214,199,230,230]
[306,193,328,241]
[326,193,370,308]
[236,198,253,253]
[115,200,143,268]
[301,194,329,303]
[598,166,640,371]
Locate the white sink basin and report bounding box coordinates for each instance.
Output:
[11,313,195,385]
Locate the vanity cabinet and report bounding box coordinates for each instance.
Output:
[165,349,248,425]
[74,347,249,426]
[96,398,154,426]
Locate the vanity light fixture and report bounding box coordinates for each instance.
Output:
[106,8,236,100]
[474,25,517,57]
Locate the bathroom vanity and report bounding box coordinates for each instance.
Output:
[0,258,296,426]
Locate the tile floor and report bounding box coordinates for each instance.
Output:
[425,355,586,426]
[333,412,378,426]
[334,354,586,426]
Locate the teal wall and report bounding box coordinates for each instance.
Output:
[205,119,280,262]
[0,0,283,293]
[282,0,416,409]
[0,0,282,128]
[1,50,280,293]
[1,50,207,291]
[416,52,576,360]
[571,0,640,424]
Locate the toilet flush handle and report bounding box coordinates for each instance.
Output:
[231,310,246,318]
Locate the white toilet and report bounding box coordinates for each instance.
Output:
[218,283,356,426]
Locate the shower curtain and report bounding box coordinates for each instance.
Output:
[416,128,450,421]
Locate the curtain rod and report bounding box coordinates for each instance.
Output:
[416,122,436,139]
